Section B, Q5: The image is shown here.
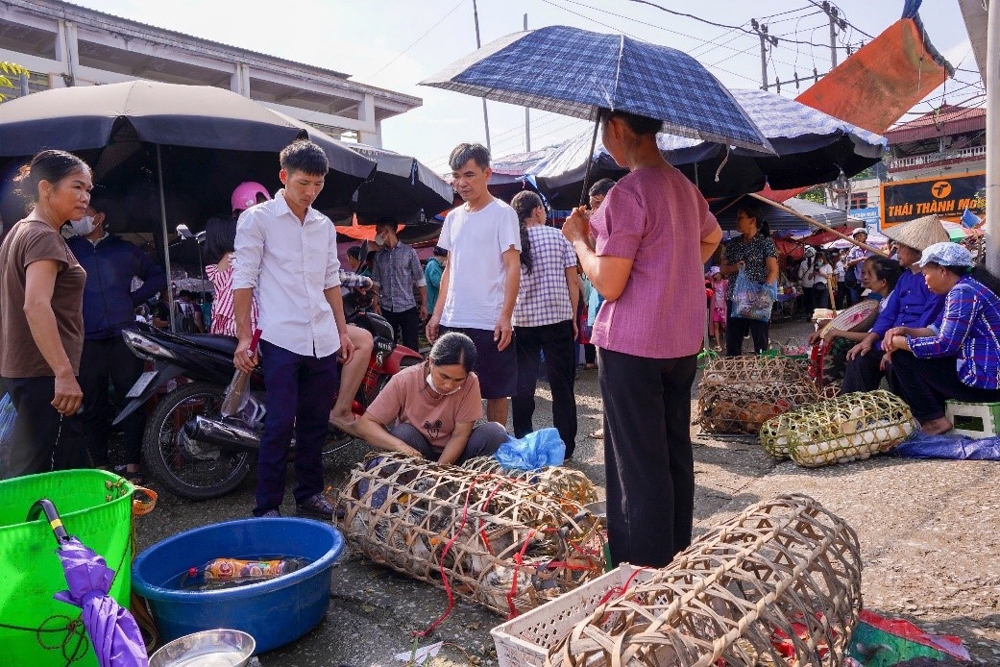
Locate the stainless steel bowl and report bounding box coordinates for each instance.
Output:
[584,501,607,519]
[149,629,255,667]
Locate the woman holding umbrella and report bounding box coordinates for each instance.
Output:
[562,109,722,568]
[0,150,91,478]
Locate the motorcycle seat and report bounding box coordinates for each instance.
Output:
[184,334,239,356]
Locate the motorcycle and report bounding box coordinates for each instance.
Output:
[113,291,423,500]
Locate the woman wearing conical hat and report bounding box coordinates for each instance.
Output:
[841,214,949,394]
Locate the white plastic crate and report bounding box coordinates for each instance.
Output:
[945,400,1000,439]
[490,563,654,667]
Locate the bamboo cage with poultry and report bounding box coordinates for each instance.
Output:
[335,453,606,615]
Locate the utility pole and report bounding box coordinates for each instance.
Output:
[524,13,531,153]
[987,0,1000,273]
[472,0,491,152]
[820,1,847,69]
[750,19,777,91]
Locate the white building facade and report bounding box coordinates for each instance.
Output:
[0,0,421,146]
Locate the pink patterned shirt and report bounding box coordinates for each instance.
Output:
[589,166,720,359]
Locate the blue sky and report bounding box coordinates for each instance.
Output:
[68,0,980,173]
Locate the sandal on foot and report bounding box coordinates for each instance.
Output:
[114,465,145,486]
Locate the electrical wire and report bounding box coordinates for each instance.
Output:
[363,0,468,80]
[621,0,755,34]
[538,0,766,85]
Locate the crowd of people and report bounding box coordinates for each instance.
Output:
[2,122,999,571]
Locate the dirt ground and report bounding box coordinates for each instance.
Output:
[133,318,1000,665]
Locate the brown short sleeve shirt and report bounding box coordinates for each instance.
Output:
[364,363,483,451]
[0,219,87,377]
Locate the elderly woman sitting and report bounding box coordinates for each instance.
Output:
[354,332,509,464]
[883,242,1000,434]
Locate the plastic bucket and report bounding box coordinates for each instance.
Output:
[0,469,134,667]
[132,518,344,654]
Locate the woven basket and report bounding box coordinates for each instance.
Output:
[546,493,862,667]
[783,390,915,468]
[335,453,605,615]
[461,457,599,506]
[698,357,822,434]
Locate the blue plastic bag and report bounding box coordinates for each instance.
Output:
[0,393,16,476]
[493,427,566,470]
[730,269,775,322]
[895,432,1000,460]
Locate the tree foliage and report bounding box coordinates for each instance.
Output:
[799,186,826,205]
[0,61,30,102]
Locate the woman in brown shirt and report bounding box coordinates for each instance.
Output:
[0,150,91,478]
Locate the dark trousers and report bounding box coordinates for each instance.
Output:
[813,284,830,310]
[599,348,697,568]
[836,281,847,309]
[841,347,887,394]
[725,300,770,356]
[72,336,145,467]
[583,344,596,365]
[254,340,339,515]
[391,422,509,464]
[889,353,1000,421]
[1,376,89,479]
[382,307,420,352]
[512,321,578,457]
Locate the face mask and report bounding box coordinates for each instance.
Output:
[374,233,387,246]
[426,373,461,397]
[71,216,96,236]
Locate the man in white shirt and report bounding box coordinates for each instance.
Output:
[426,143,521,426]
[232,140,355,519]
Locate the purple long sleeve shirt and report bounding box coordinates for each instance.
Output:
[870,268,945,351]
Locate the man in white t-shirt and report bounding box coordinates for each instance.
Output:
[426,143,521,426]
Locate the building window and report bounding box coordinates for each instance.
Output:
[849,193,868,210]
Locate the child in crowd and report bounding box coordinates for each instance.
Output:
[707,266,728,350]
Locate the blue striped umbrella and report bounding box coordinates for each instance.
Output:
[421,25,773,155]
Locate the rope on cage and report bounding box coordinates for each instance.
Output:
[505,528,537,619]
[595,566,649,608]
[474,474,515,556]
[412,477,481,639]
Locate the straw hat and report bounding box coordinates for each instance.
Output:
[882,214,950,251]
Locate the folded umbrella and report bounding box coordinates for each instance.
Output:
[28,499,148,667]
[220,328,262,418]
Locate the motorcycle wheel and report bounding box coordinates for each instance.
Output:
[142,381,252,500]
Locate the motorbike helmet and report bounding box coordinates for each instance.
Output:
[231,181,271,213]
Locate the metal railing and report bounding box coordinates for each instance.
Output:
[888,145,986,169]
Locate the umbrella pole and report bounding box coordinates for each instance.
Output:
[578,114,601,207]
[155,145,177,332]
[747,192,886,256]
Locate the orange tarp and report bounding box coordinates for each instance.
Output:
[766,15,953,204]
[795,18,952,135]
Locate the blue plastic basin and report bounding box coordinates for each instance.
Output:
[132,518,344,654]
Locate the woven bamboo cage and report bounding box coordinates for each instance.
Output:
[782,390,915,468]
[546,493,862,667]
[698,357,822,434]
[335,453,606,615]
[461,457,599,505]
[758,411,795,460]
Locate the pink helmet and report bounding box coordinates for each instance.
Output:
[231,181,271,212]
